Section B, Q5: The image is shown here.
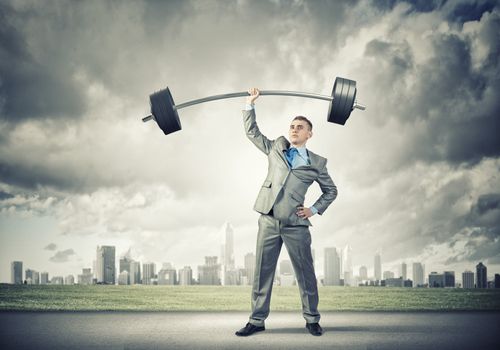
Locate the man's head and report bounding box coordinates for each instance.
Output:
[289,116,313,147]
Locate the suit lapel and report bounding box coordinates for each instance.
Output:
[278,138,322,171]
[279,138,290,167]
[305,149,321,170]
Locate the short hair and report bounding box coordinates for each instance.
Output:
[292,116,313,131]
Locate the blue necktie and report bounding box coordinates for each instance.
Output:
[286,147,298,167]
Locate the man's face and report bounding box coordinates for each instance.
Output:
[289,119,312,147]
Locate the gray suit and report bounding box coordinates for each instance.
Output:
[243,109,337,326]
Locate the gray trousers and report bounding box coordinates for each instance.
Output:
[249,214,320,326]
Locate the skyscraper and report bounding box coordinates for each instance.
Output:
[118,270,129,285]
[244,253,255,286]
[401,262,407,280]
[65,275,75,285]
[25,269,36,284]
[224,223,235,269]
[429,272,444,287]
[413,262,424,287]
[40,272,49,285]
[179,266,193,285]
[78,268,94,285]
[11,261,23,284]
[444,271,455,287]
[119,248,133,284]
[158,267,176,285]
[198,256,221,285]
[383,271,394,280]
[462,270,474,289]
[96,245,116,284]
[374,252,382,281]
[142,262,156,285]
[129,261,141,285]
[476,262,487,289]
[343,245,353,286]
[324,247,341,286]
[359,266,368,280]
[221,223,236,285]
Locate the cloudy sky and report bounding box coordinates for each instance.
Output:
[1,0,499,283]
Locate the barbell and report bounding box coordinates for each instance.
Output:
[142,77,366,135]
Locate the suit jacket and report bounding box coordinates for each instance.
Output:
[243,109,338,226]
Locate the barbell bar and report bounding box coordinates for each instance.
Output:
[142,77,366,135]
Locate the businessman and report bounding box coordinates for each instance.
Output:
[236,88,338,337]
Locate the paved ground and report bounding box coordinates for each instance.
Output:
[1,311,499,349]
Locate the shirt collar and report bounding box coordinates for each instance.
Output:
[290,145,308,158]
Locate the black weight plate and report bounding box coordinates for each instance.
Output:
[328,77,348,125]
[340,79,356,123]
[149,87,182,135]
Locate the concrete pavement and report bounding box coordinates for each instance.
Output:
[1,311,499,349]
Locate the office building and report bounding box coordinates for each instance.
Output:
[25,269,38,285]
[96,245,116,284]
[51,276,64,285]
[385,277,403,287]
[374,252,382,281]
[118,270,129,285]
[429,272,444,287]
[413,262,425,287]
[11,261,23,284]
[476,262,487,289]
[343,245,353,286]
[324,247,341,286]
[142,262,156,285]
[462,270,474,289]
[198,256,221,285]
[65,275,75,285]
[383,271,394,280]
[179,266,193,285]
[444,271,455,287]
[401,262,407,280]
[78,268,94,285]
[40,272,49,285]
[158,267,177,285]
[119,249,133,283]
[359,266,368,280]
[130,261,141,284]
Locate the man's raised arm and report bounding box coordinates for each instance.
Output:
[242,87,275,155]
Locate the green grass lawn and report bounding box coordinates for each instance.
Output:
[1,284,499,311]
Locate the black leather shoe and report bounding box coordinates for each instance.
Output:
[235,322,265,336]
[306,322,323,336]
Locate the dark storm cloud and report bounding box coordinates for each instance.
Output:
[464,193,500,239]
[44,243,57,251]
[0,2,87,122]
[49,248,75,263]
[373,0,446,13]
[445,193,500,264]
[363,3,500,167]
[0,190,13,200]
[447,0,497,23]
[408,33,500,165]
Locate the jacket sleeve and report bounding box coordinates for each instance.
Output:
[242,108,275,155]
[312,160,338,215]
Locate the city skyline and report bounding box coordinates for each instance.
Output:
[7,231,500,287]
[1,1,499,286]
